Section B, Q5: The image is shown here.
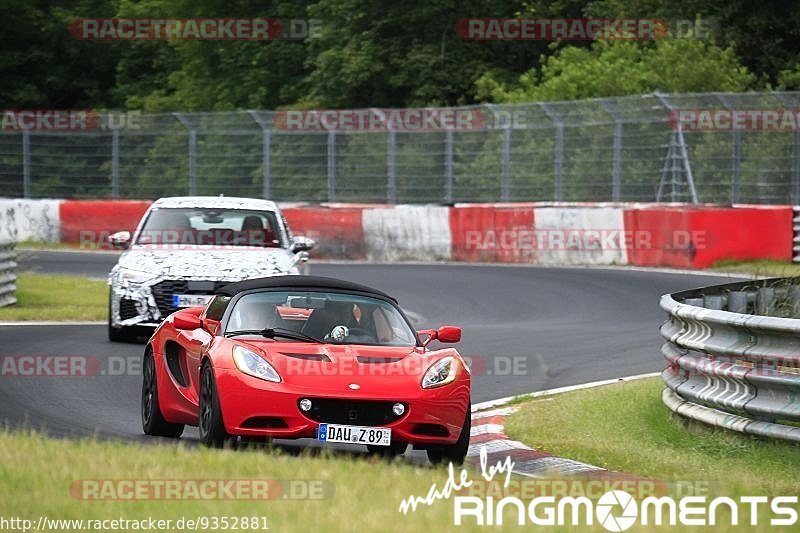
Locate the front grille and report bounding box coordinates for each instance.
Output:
[119,298,139,320]
[241,417,288,429]
[300,399,405,426]
[151,280,230,318]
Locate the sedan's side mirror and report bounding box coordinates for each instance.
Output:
[291,235,315,253]
[108,230,131,250]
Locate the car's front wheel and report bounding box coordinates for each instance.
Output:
[198,362,232,448]
[426,404,471,466]
[141,351,184,438]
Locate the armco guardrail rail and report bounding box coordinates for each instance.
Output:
[661,278,800,442]
[0,239,17,308]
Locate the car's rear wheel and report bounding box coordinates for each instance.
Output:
[198,362,232,448]
[367,440,408,459]
[426,404,471,466]
[141,351,184,438]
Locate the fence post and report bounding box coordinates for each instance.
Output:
[444,130,453,203]
[111,130,120,199]
[715,93,740,203]
[387,130,396,203]
[173,113,197,195]
[501,127,511,202]
[247,110,272,199]
[327,131,336,202]
[22,132,31,198]
[600,99,622,201]
[539,103,564,201]
[654,92,699,204]
[776,93,800,204]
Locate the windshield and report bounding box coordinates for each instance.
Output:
[136,207,284,248]
[226,291,418,347]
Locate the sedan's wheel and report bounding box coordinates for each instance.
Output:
[427,405,471,466]
[198,362,232,448]
[367,441,408,459]
[141,352,184,438]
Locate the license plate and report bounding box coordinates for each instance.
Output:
[317,423,391,447]
[172,294,213,308]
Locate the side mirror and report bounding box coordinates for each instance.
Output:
[108,231,131,250]
[436,325,462,343]
[173,310,202,330]
[291,235,315,253]
[418,325,462,347]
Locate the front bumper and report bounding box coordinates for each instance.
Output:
[109,278,235,328]
[215,368,470,445]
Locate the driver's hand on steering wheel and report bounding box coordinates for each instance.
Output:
[326,325,349,342]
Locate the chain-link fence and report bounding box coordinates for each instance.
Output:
[1,91,799,204]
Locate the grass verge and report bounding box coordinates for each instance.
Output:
[0,272,107,321]
[0,430,466,532]
[709,259,800,278]
[504,378,800,496]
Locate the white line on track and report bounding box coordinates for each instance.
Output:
[472,372,661,412]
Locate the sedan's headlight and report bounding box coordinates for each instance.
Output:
[118,267,156,284]
[422,356,457,389]
[232,346,281,383]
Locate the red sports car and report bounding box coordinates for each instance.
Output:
[141,276,471,464]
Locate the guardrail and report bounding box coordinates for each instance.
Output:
[660,278,800,443]
[0,240,17,308]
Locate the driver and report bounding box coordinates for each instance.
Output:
[324,301,358,341]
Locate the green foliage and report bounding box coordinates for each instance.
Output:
[477,39,756,103]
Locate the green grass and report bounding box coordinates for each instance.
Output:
[504,378,800,497]
[0,430,477,533]
[709,259,800,278]
[0,273,107,321]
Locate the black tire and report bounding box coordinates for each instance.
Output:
[198,362,232,448]
[367,441,408,459]
[141,351,184,438]
[427,404,471,466]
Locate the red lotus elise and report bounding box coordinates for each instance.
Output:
[141,275,471,464]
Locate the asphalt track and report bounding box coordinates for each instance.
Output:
[2,250,735,453]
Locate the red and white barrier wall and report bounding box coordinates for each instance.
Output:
[0,199,793,269]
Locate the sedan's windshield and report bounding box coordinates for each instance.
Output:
[136,207,284,247]
[226,291,418,347]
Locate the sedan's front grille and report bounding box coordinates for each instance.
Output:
[151,280,230,318]
[300,399,405,426]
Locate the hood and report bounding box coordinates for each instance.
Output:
[242,341,427,393]
[117,245,296,280]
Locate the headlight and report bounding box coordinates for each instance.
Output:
[421,356,457,389]
[118,267,156,284]
[232,346,281,383]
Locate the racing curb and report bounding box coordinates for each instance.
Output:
[467,374,659,480]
